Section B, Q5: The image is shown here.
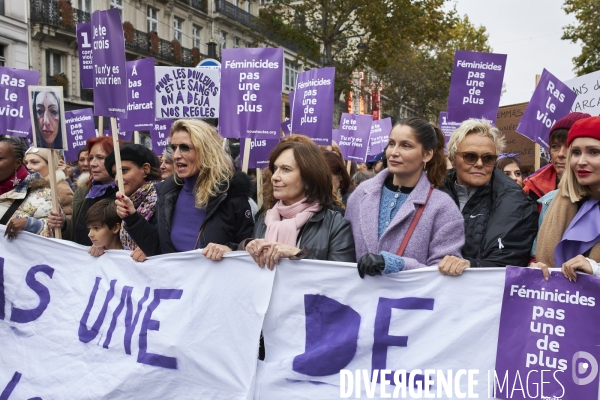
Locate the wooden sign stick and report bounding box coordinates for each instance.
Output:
[47,151,62,239]
[98,117,103,137]
[242,137,251,174]
[134,131,140,144]
[110,117,125,193]
[256,168,263,209]
[534,74,541,171]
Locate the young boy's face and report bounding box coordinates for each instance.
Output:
[87,222,120,248]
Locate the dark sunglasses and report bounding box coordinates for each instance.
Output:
[167,143,192,155]
[456,151,498,166]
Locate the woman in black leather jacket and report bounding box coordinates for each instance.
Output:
[240,135,356,268]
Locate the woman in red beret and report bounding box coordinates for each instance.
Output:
[532,116,600,281]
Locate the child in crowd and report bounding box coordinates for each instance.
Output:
[86,199,122,256]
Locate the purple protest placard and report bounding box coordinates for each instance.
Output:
[367,117,392,159]
[220,48,283,139]
[64,108,95,162]
[240,138,279,169]
[281,119,291,135]
[291,67,335,144]
[120,58,155,131]
[336,113,373,162]
[516,69,578,149]
[447,50,507,124]
[0,67,40,138]
[150,120,173,155]
[494,267,600,399]
[115,118,133,141]
[439,111,461,145]
[91,8,128,118]
[76,23,94,89]
[288,90,294,113]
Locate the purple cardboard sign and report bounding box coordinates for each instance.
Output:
[120,58,155,131]
[288,90,294,113]
[150,120,173,155]
[494,267,600,399]
[115,118,133,141]
[281,119,291,135]
[0,67,40,137]
[64,108,96,162]
[336,113,373,162]
[447,50,507,124]
[291,67,335,144]
[516,69,578,149]
[439,111,461,145]
[367,117,392,158]
[219,48,283,139]
[91,8,128,118]
[76,23,94,89]
[240,138,279,169]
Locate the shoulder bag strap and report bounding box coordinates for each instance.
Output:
[0,197,26,225]
[396,186,434,257]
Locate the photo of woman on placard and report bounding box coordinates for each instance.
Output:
[28,87,67,150]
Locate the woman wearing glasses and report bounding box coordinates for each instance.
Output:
[438,119,538,274]
[115,119,254,260]
[345,117,465,277]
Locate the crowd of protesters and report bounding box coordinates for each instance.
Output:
[1,112,599,284]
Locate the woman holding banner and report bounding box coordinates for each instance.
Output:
[115,119,254,260]
[345,117,464,277]
[532,117,600,281]
[438,119,538,274]
[0,136,54,238]
[47,136,119,246]
[239,135,355,268]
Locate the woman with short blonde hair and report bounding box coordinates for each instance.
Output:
[116,119,254,261]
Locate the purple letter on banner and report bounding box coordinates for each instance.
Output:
[120,58,155,131]
[220,48,283,139]
[0,66,40,138]
[64,108,96,162]
[446,50,506,124]
[494,267,600,400]
[150,120,173,155]
[367,117,392,160]
[76,23,94,89]
[291,67,335,144]
[240,138,280,169]
[516,69,577,149]
[91,8,128,118]
[337,113,373,162]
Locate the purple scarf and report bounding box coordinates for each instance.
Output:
[555,198,600,266]
[86,180,116,199]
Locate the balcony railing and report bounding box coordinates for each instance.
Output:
[30,0,90,32]
[81,89,94,102]
[177,0,208,14]
[215,0,257,29]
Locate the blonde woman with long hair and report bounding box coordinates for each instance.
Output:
[115,119,254,261]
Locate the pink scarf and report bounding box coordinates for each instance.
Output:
[264,198,322,246]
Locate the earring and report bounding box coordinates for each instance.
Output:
[10,168,21,186]
[423,161,426,171]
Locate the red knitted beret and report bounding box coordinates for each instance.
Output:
[550,112,591,134]
[567,116,600,147]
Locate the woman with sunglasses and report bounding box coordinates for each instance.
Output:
[438,119,538,275]
[115,119,254,261]
[346,117,465,277]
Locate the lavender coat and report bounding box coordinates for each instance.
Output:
[345,170,465,270]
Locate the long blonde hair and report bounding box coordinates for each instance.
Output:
[559,146,590,203]
[170,119,233,207]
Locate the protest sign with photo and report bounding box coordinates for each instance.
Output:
[0,67,40,138]
[447,50,507,124]
[91,8,128,118]
[220,48,283,139]
[28,86,67,150]
[154,67,220,120]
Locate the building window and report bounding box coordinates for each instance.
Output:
[234,37,243,48]
[173,17,183,42]
[0,46,5,67]
[220,31,227,50]
[46,51,63,77]
[78,0,92,13]
[245,1,250,12]
[192,25,202,49]
[231,0,239,6]
[147,7,158,33]
[110,0,123,19]
[285,59,299,89]
[260,0,267,5]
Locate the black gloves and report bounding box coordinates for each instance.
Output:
[358,253,385,278]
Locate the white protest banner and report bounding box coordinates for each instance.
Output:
[256,261,506,399]
[566,69,600,116]
[0,227,273,399]
[154,67,220,119]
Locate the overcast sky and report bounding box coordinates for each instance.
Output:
[452,0,581,106]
